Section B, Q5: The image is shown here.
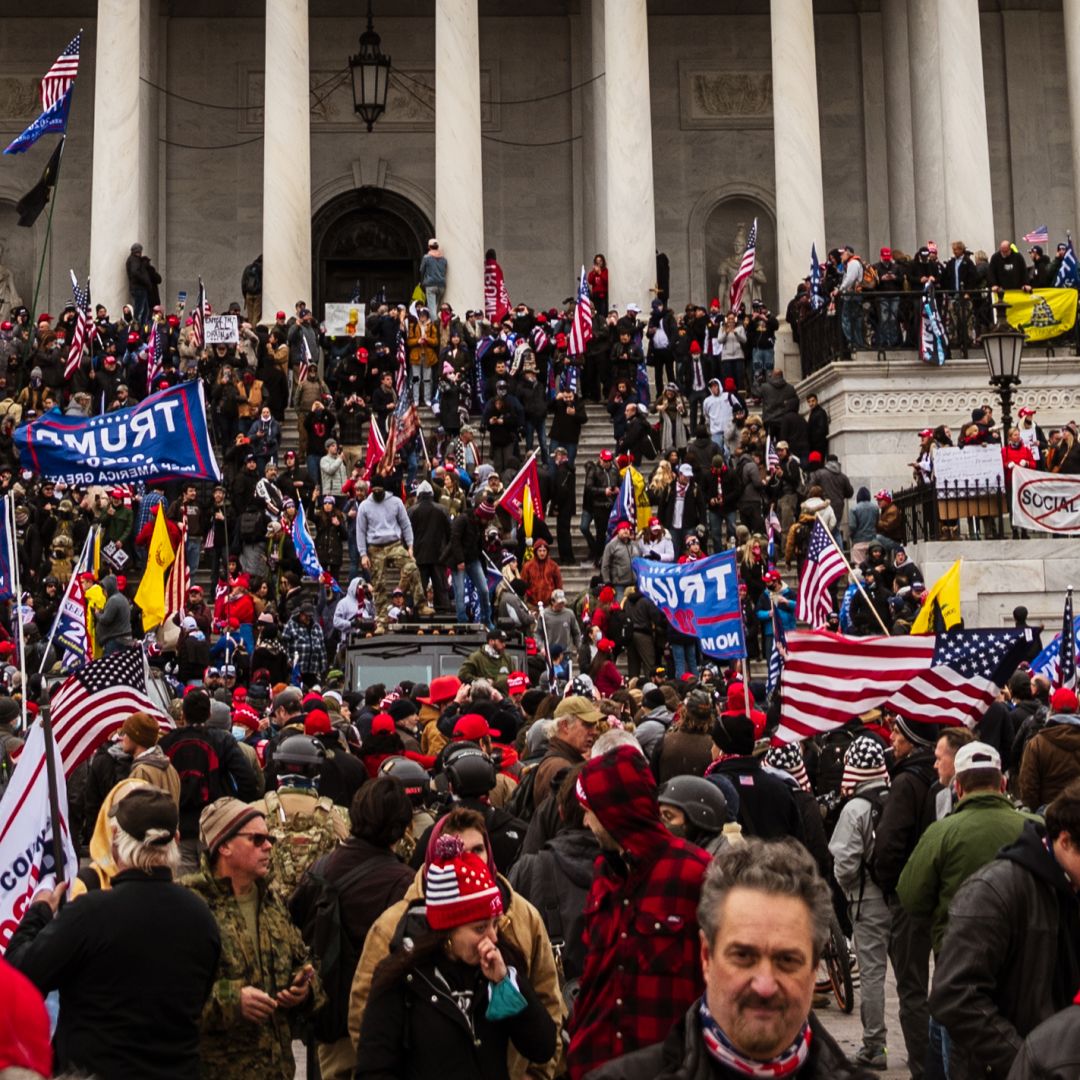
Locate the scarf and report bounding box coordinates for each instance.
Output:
[699,997,812,1078]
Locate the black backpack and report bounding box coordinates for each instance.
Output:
[164,732,225,811]
[857,785,891,890]
[815,728,856,801]
[506,763,539,823]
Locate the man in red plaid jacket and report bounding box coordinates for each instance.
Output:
[568,743,711,1079]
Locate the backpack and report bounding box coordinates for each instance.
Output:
[506,762,539,823]
[264,788,343,900]
[640,426,658,461]
[163,732,224,812]
[856,785,891,890]
[814,727,856,802]
[859,260,879,291]
[296,854,370,1043]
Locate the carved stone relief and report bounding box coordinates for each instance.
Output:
[679,62,772,130]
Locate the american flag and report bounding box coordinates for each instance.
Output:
[765,435,780,471]
[728,217,758,312]
[191,277,206,349]
[164,517,189,623]
[1022,225,1049,245]
[146,319,162,389]
[49,646,169,776]
[810,242,824,311]
[1031,611,1080,686]
[395,380,419,442]
[298,333,313,384]
[568,265,593,356]
[394,326,408,397]
[775,629,1028,744]
[64,269,90,380]
[40,33,80,113]
[1057,590,1077,690]
[795,520,846,628]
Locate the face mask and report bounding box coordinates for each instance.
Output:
[372,489,385,502]
[665,821,688,841]
[232,726,248,741]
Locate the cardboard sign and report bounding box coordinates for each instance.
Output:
[933,445,1004,493]
[324,303,366,337]
[204,315,238,344]
[1011,465,1080,534]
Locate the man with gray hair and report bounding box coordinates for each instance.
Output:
[590,838,865,1079]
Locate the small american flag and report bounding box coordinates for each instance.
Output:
[49,645,168,776]
[810,242,825,311]
[394,326,408,397]
[64,269,90,380]
[1058,589,1077,690]
[146,319,162,388]
[191,277,206,349]
[766,596,788,696]
[1023,225,1049,245]
[298,334,313,384]
[728,217,758,312]
[795,520,846,628]
[765,435,780,471]
[568,265,593,356]
[41,33,80,113]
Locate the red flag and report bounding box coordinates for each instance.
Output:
[498,452,544,523]
[484,257,512,324]
[362,420,387,482]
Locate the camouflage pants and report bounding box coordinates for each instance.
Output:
[369,541,422,625]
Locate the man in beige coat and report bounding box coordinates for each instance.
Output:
[121,712,181,806]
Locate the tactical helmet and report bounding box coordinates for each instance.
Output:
[657,776,727,836]
[379,755,433,807]
[443,743,497,798]
[273,733,326,778]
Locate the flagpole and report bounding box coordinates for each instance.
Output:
[814,511,891,636]
[7,496,27,733]
[27,134,66,333]
[38,527,93,673]
[537,600,559,696]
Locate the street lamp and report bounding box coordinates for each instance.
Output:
[349,1,391,132]
[981,299,1025,434]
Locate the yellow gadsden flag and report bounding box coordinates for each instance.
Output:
[911,558,963,635]
[522,483,535,561]
[1003,287,1078,343]
[134,509,175,630]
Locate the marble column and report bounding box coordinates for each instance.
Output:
[937,0,995,251]
[435,0,484,312]
[585,0,607,258]
[603,0,656,309]
[907,0,947,246]
[770,0,826,306]
[90,0,152,313]
[262,0,312,317]
[881,0,916,251]
[1064,0,1080,236]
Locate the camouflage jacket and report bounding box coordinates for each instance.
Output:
[182,859,325,1079]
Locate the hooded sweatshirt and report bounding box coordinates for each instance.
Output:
[848,486,879,542]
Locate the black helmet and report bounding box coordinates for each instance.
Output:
[379,755,433,806]
[443,743,497,798]
[273,733,326,778]
[657,776,727,836]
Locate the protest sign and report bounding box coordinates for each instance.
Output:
[1011,465,1080,534]
[324,302,366,337]
[933,445,1004,493]
[204,314,238,344]
[633,550,746,659]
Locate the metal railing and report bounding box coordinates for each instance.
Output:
[893,478,1009,543]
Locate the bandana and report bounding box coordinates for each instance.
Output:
[840,735,890,797]
[699,997,812,1078]
[766,743,812,793]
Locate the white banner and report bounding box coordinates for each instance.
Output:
[1011,465,1080,534]
[934,445,1004,493]
[0,723,77,950]
[204,314,238,344]
[324,302,366,337]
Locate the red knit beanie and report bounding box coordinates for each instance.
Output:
[0,956,52,1077]
[424,834,503,930]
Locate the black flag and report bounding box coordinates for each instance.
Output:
[15,137,65,227]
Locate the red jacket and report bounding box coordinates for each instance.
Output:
[1002,441,1036,489]
[567,745,710,1079]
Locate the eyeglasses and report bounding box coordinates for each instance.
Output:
[235,832,276,848]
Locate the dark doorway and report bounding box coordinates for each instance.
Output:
[312,187,434,315]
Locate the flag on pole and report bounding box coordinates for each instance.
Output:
[298,334,313,385]
[919,282,947,366]
[765,435,780,471]
[133,508,175,630]
[795,521,847,628]
[522,483,536,559]
[146,318,163,389]
[728,218,758,312]
[164,517,189,622]
[809,242,825,311]
[1022,225,1050,245]
[191,277,206,349]
[0,494,14,602]
[40,32,81,112]
[1031,610,1080,686]
[498,451,545,524]
[1057,589,1077,690]
[64,270,91,379]
[54,573,90,673]
[15,137,65,227]
[291,499,337,590]
[363,419,387,481]
[568,265,594,357]
[484,256,512,324]
[1055,236,1079,288]
[766,595,788,697]
[4,88,72,155]
[606,467,638,540]
[394,325,408,398]
[910,558,963,635]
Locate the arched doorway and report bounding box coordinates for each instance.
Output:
[312,187,433,312]
[703,197,778,313]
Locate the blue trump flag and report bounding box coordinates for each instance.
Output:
[14,380,220,486]
[632,549,746,660]
[291,500,340,593]
[4,89,72,155]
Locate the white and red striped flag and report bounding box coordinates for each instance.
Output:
[298,334,313,385]
[40,33,81,113]
[795,520,846,628]
[191,277,206,349]
[146,318,162,389]
[164,517,189,621]
[64,269,90,380]
[569,265,594,356]
[394,326,408,397]
[728,217,758,312]
[362,418,387,481]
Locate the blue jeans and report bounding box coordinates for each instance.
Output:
[841,294,865,349]
[185,538,202,574]
[579,508,597,557]
[751,347,775,384]
[925,1017,951,1080]
[453,560,492,626]
[671,641,699,679]
[524,418,550,463]
[307,453,321,483]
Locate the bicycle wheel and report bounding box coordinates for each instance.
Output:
[825,918,855,1014]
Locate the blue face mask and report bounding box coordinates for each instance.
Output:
[231,726,248,741]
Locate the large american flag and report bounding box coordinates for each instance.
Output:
[728,217,758,312]
[191,277,206,349]
[41,33,81,113]
[164,517,189,623]
[48,646,168,776]
[775,629,1028,744]
[64,269,90,380]
[795,520,846,628]
[569,265,593,356]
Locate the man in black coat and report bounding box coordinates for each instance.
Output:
[618,402,655,464]
[806,393,830,459]
[549,445,577,565]
[408,480,452,613]
[988,240,1031,294]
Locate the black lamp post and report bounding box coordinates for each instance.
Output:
[349,1,391,132]
[981,299,1026,435]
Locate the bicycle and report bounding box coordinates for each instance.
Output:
[821,913,855,1013]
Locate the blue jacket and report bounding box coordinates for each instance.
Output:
[757,586,796,633]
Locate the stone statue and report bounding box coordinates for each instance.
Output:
[0,242,23,322]
[716,221,767,309]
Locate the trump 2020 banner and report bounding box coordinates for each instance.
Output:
[633,549,747,659]
[15,380,221,486]
[1011,465,1080,534]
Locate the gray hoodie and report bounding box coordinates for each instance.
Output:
[95,574,132,645]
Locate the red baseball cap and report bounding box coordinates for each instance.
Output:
[304,709,332,736]
[507,671,530,695]
[453,713,494,740]
[599,449,614,462]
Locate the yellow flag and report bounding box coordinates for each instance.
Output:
[522,484,534,561]
[134,510,175,630]
[910,558,962,635]
[629,466,651,531]
[1003,288,1078,342]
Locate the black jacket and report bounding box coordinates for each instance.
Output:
[873,748,937,894]
[587,1001,871,1080]
[6,868,221,1080]
[708,758,803,842]
[1007,1003,1080,1080]
[989,250,1029,291]
[409,495,452,565]
[930,822,1080,1079]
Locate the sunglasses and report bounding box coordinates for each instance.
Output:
[235,832,276,848]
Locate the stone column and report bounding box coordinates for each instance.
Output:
[770,0,826,306]
[585,0,607,258]
[1064,0,1080,236]
[881,0,916,250]
[937,0,995,251]
[435,0,484,312]
[262,0,312,317]
[907,0,947,246]
[90,0,152,313]
[603,0,656,309]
